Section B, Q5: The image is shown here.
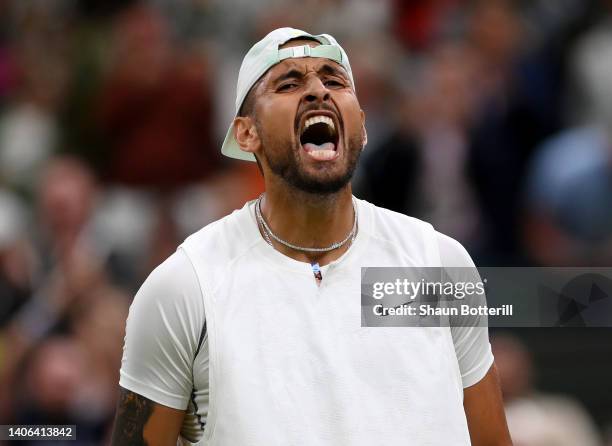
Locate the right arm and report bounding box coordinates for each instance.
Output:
[111,387,185,446]
[113,250,206,445]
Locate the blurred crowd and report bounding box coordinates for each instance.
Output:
[1,0,612,444]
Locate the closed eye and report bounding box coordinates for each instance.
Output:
[277,82,299,92]
[324,79,345,88]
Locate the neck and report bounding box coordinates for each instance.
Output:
[259,183,356,265]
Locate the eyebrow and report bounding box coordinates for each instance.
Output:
[317,63,348,79]
[271,68,305,85]
[270,63,349,85]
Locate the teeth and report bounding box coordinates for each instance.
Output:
[304,115,335,132]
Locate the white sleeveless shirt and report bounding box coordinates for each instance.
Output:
[120,198,493,445]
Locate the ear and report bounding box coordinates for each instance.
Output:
[234,116,261,155]
[360,109,368,148]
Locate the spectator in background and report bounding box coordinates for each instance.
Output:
[522,7,612,266]
[91,4,233,270]
[16,338,92,433]
[30,151,160,289]
[413,42,482,244]
[492,334,602,446]
[0,156,130,425]
[523,126,612,266]
[95,3,220,190]
[359,0,562,263]
[32,155,117,286]
[356,40,482,246]
[15,336,112,444]
[353,88,422,218]
[466,0,561,264]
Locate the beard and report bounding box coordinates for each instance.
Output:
[257,123,364,195]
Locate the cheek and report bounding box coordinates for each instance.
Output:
[339,98,364,137]
[258,100,297,141]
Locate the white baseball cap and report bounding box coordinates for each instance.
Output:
[221,27,355,162]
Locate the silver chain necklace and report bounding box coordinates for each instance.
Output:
[255,194,357,253]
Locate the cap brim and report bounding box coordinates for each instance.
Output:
[221,123,257,162]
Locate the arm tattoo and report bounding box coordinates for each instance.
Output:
[111,387,154,446]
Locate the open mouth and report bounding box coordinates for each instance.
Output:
[299,114,340,161]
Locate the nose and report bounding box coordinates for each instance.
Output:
[303,76,330,103]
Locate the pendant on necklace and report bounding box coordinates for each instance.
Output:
[311,262,323,285]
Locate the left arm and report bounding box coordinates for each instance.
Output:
[436,233,512,445]
[464,363,512,446]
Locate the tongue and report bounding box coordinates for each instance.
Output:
[302,142,337,161]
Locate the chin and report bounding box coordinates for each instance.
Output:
[287,168,354,195]
[265,135,363,195]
